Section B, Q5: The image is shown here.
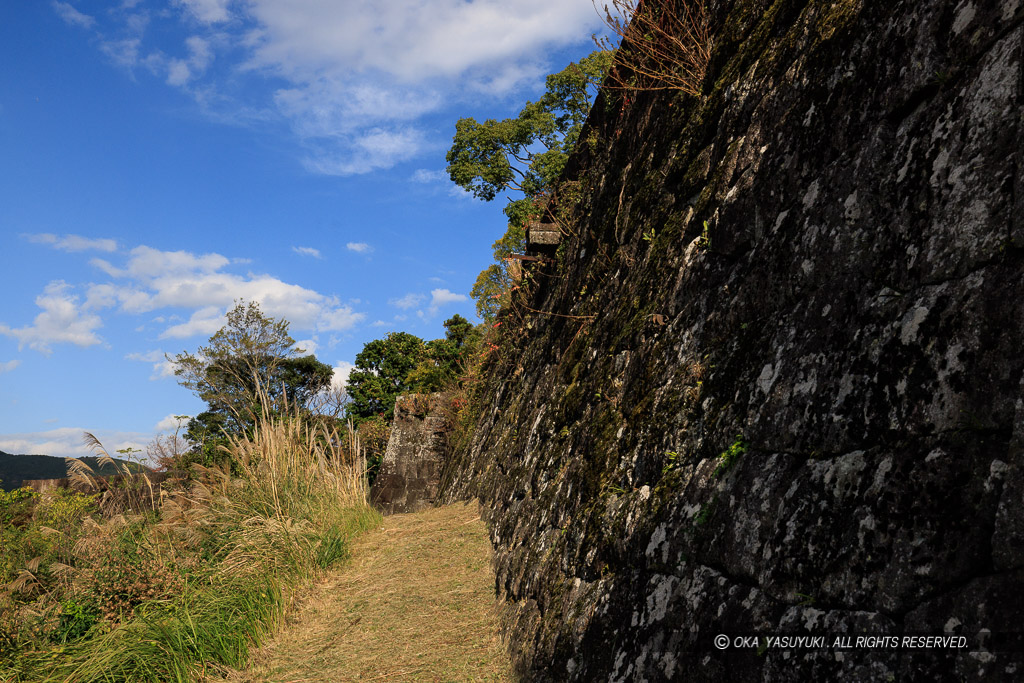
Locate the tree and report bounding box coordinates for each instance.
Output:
[345,319,483,484]
[446,50,613,203]
[469,225,526,321]
[345,331,426,421]
[406,314,483,392]
[344,331,425,487]
[441,313,477,348]
[447,51,613,321]
[172,300,333,468]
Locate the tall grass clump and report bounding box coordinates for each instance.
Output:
[0,409,380,682]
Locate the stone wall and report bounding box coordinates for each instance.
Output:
[440,0,1024,680]
[371,393,450,515]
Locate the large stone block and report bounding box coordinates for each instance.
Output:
[371,393,449,515]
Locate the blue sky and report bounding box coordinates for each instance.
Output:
[0,0,603,459]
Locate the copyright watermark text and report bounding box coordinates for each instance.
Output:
[710,633,1021,652]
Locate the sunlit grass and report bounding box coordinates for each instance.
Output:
[227,501,512,683]
[0,411,380,682]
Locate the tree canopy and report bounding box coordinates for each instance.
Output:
[345,331,427,421]
[343,315,484,484]
[446,50,612,204]
[345,315,483,419]
[405,314,483,393]
[469,226,526,322]
[447,50,612,320]
[172,300,333,468]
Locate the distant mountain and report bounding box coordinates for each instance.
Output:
[0,451,149,491]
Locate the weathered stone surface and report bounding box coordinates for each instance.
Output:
[440,0,1024,680]
[528,228,563,246]
[371,393,449,515]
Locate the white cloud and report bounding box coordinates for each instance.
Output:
[167,60,192,86]
[82,245,367,339]
[371,320,389,327]
[126,350,179,380]
[84,283,118,310]
[0,282,103,354]
[89,258,124,278]
[292,246,322,258]
[301,127,426,176]
[27,233,118,252]
[123,245,230,280]
[317,306,364,332]
[159,306,226,339]
[226,1,597,175]
[176,0,231,24]
[56,0,601,175]
[155,414,190,432]
[100,38,142,68]
[0,360,21,374]
[167,35,215,86]
[424,288,468,316]
[186,36,213,69]
[53,1,95,29]
[411,169,447,184]
[244,0,598,82]
[0,428,150,460]
[293,338,318,355]
[463,60,548,95]
[274,81,440,138]
[346,242,372,254]
[329,361,354,392]
[430,288,468,307]
[390,293,425,310]
[271,77,438,174]
[123,10,149,36]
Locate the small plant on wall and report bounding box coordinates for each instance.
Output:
[713,435,747,478]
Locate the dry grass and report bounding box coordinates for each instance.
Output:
[225,501,513,683]
[0,413,379,682]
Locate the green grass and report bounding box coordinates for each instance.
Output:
[0,413,381,682]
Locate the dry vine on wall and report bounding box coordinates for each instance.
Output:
[594,0,712,96]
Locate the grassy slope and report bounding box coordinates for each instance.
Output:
[0,415,380,682]
[227,501,512,683]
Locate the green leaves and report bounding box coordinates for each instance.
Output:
[469,224,526,321]
[446,117,517,202]
[346,316,483,420]
[346,332,427,421]
[172,301,334,470]
[446,50,612,204]
[446,51,612,322]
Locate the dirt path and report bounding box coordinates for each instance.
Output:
[227,501,513,682]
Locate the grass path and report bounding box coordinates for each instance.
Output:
[225,501,513,682]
